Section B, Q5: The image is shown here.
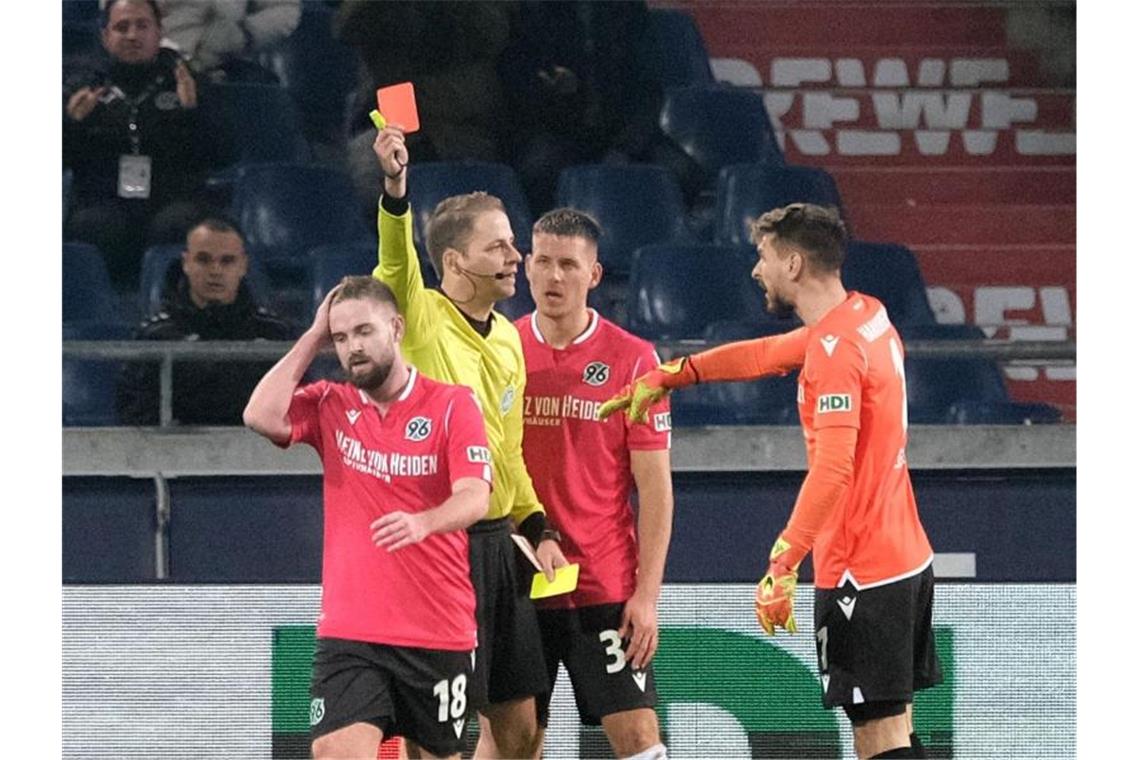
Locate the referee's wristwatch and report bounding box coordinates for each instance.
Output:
[538,528,562,544]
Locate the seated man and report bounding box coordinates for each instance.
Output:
[116,216,294,425]
[64,0,211,285]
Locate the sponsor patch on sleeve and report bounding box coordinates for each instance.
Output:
[653,412,672,432]
[816,393,852,414]
[467,446,491,464]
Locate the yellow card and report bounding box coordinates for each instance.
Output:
[530,564,580,600]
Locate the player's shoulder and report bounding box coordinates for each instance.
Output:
[595,314,657,356]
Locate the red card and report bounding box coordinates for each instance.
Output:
[376,82,420,134]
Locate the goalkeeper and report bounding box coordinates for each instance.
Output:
[601,204,942,760]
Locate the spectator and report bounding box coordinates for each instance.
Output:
[64,0,212,286]
[334,0,510,209]
[116,216,294,426]
[155,0,301,82]
[497,1,663,212]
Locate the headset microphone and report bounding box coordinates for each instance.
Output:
[457,265,513,280]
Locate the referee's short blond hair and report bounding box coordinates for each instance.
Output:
[426,192,507,279]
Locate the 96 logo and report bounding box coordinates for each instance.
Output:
[583,362,610,387]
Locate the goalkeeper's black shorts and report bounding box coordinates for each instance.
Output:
[814,564,943,710]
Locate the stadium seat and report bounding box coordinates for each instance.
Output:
[63,242,118,324]
[714,164,845,246]
[230,163,372,275]
[256,3,360,144]
[138,243,274,319]
[659,85,784,198]
[201,83,312,170]
[636,9,715,90]
[670,321,801,426]
[899,324,1062,424]
[842,241,936,326]
[62,320,133,427]
[627,243,769,340]
[307,241,382,315]
[63,19,100,57]
[63,168,73,224]
[407,161,534,256]
[556,165,692,276]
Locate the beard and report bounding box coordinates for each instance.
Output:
[346,355,394,391]
[762,286,797,320]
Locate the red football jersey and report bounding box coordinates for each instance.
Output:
[285,369,492,650]
[798,292,934,588]
[516,310,671,608]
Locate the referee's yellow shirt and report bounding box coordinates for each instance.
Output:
[372,202,545,525]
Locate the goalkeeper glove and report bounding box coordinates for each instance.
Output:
[597,356,698,424]
[754,535,801,636]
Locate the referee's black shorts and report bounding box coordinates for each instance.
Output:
[467,517,549,710]
[814,563,943,715]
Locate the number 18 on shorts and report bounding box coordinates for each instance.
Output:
[310,637,476,756]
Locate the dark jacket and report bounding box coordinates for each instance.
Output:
[63,47,210,208]
[116,277,295,426]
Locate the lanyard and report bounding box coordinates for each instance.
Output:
[110,78,163,156]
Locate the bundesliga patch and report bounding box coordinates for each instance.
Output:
[467,446,491,464]
[500,387,516,415]
[817,394,852,414]
[405,416,432,441]
[653,412,672,432]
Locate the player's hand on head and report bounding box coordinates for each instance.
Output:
[372,126,409,177]
[371,511,429,552]
[618,589,659,670]
[307,285,338,345]
[535,538,568,582]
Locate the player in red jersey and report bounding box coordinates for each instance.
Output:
[602,204,942,759]
[244,276,493,760]
[517,209,673,760]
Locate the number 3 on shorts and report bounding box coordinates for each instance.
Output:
[433,674,467,722]
[599,630,626,674]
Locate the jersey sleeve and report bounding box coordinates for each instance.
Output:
[805,335,865,431]
[627,345,672,450]
[503,342,546,525]
[371,201,435,350]
[444,388,495,488]
[286,380,330,451]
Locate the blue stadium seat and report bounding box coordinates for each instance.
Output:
[659,85,784,197]
[899,324,1062,424]
[202,83,312,170]
[230,163,372,274]
[407,161,534,256]
[256,3,360,143]
[627,243,769,340]
[556,165,692,276]
[670,321,801,426]
[842,241,936,326]
[636,9,715,90]
[63,19,101,57]
[138,243,274,319]
[307,241,381,315]
[63,168,73,225]
[714,164,845,245]
[62,321,133,427]
[63,242,118,324]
